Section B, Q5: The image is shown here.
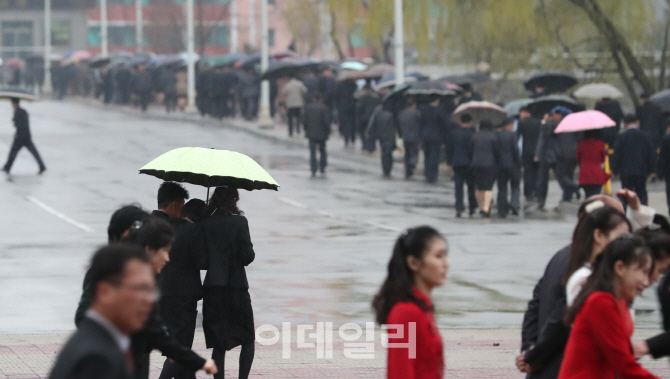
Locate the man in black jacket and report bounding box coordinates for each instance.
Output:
[356,84,380,152]
[50,245,155,379]
[152,182,189,220]
[497,118,521,218]
[304,94,332,177]
[517,107,541,202]
[421,97,449,183]
[612,114,655,207]
[398,99,421,179]
[636,92,665,150]
[449,114,476,217]
[366,102,398,177]
[3,98,46,175]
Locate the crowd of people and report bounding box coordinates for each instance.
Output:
[369,190,670,378]
[50,182,256,379]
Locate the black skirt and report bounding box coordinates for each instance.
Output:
[474,167,497,190]
[202,287,255,350]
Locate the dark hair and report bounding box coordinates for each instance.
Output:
[640,92,651,100]
[157,181,189,209]
[122,217,175,250]
[563,205,630,284]
[564,236,651,324]
[87,244,151,297]
[479,119,494,131]
[635,227,670,274]
[10,97,19,105]
[181,199,208,222]
[107,204,150,243]
[372,226,445,325]
[313,93,324,102]
[623,114,638,124]
[206,186,243,216]
[460,114,472,123]
[519,106,529,113]
[583,129,600,140]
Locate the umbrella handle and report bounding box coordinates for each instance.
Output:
[206,186,210,204]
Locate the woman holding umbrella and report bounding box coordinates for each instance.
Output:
[200,186,256,379]
[576,130,611,198]
[469,119,499,217]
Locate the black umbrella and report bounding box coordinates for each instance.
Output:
[406,80,457,96]
[524,70,578,93]
[155,55,185,69]
[89,57,111,69]
[650,89,670,113]
[260,58,322,81]
[438,73,489,86]
[526,95,585,118]
[381,83,410,108]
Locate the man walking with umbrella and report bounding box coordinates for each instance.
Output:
[3,97,46,176]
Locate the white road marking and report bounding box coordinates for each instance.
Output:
[278,196,401,232]
[25,196,95,233]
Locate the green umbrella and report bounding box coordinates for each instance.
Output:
[139,147,280,195]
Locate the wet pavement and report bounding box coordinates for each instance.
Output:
[0,99,666,334]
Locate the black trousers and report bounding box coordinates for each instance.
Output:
[423,141,442,183]
[522,156,539,201]
[582,184,602,198]
[338,109,356,145]
[139,91,152,112]
[666,179,670,215]
[243,96,258,120]
[556,158,579,201]
[158,296,201,379]
[287,107,302,136]
[309,139,327,174]
[3,137,46,173]
[380,142,394,176]
[536,162,557,208]
[621,175,648,206]
[498,167,521,216]
[404,141,420,177]
[453,166,476,213]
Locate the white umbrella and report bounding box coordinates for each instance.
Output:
[574,83,623,99]
[452,101,507,126]
[0,87,39,102]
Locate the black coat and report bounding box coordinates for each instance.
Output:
[535,121,559,163]
[420,105,449,142]
[366,106,397,146]
[646,268,670,358]
[49,317,131,379]
[448,126,475,168]
[636,101,665,143]
[517,117,541,160]
[611,128,655,177]
[497,130,520,169]
[12,107,30,140]
[356,93,380,130]
[469,130,498,168]
[658,133,670,179]
[334,81,357,112]
[201,213,255,288]
[521,246,570,379]
[398,107,421,143]
[303,102,332,141]
[158,221,206,298]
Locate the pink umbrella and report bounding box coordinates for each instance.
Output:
[554,110,615,133]
[69,50,93,61]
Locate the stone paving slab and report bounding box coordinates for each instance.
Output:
[1,329,670,378]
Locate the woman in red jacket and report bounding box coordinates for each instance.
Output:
[372,226,448,379]
[558,236,657,379]
[576,130,611,198]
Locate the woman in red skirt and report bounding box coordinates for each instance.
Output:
[576,130,611,198]
[372,226,448,379]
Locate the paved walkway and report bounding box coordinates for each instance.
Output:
[2,328,669,378]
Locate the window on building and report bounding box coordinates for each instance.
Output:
[87,26,100,46]
[208,25,228,46]
[109,26,135,47]
[1,21,33,58]
[51,21,71,46]
[268,28,274,47]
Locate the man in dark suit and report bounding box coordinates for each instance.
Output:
[517,107,541,202]
[303,93,332,177]
[151,181,190,220]
[611,114,655,207]
[398,99,421,179]
[50,245,155,379]
[534,108,564,211]
[448,114,476,217]
[497,118,521,218]
[421,97,450,183]
[2,98,46,175]
[366,102,398,178]
[636,92,665,150]
[356,84,380,152]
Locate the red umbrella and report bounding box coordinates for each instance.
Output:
[6,58,24,68]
